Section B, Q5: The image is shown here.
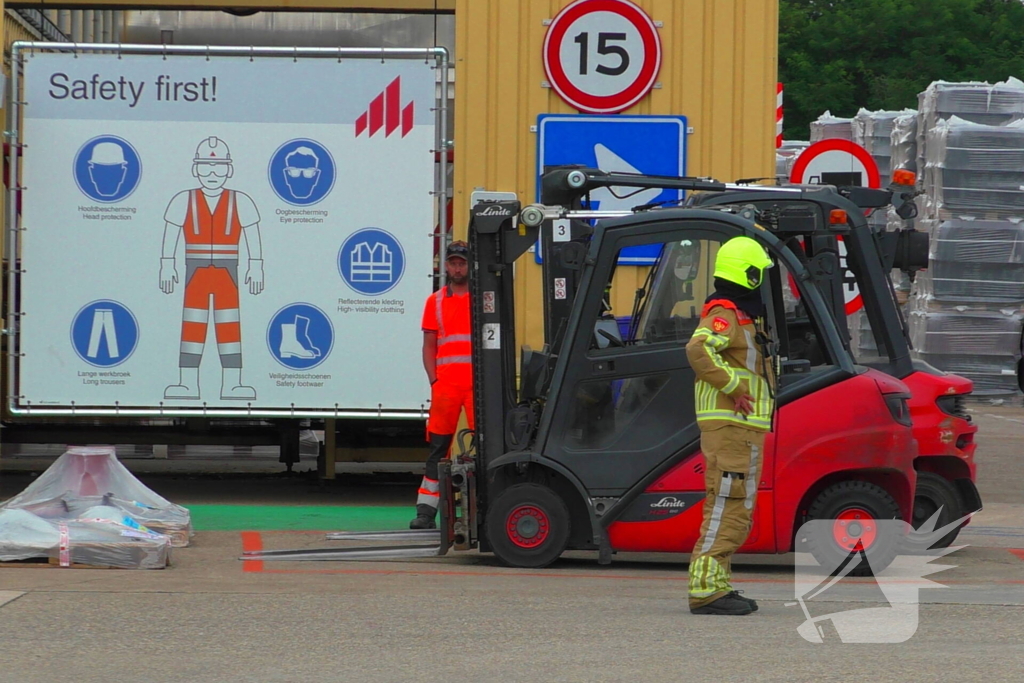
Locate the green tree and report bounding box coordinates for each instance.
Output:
[780,0,1024,139]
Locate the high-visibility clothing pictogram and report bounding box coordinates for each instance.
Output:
[179,190,244,369]
[350,241,394,283]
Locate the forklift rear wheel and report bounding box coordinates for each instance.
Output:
[487,483,570,568]
[907,472,963,551]
[803,481,901,577]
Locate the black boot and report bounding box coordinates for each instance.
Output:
[409,504,437,530]
[690,593,754,616]
[727,590,758,612]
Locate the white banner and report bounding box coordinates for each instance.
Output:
[17,51,438,414]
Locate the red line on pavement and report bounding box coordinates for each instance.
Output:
[240,531,264,573]
[239,532,1024,584]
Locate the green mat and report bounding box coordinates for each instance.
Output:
[188,505,410,531]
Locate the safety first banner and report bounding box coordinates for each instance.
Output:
[17,51,436,414]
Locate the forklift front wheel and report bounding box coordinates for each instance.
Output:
[487,483,571,569]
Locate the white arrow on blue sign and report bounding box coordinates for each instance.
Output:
[536,114,688,265]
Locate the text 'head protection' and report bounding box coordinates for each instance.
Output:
[714,236,773,290]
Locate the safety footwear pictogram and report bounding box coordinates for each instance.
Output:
[164,367,200,400]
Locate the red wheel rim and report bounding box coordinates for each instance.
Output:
[832,507,877,552]
[506,504,550,549]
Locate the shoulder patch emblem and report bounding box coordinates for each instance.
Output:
[712,317,730,333]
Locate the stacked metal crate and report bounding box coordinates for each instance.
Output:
[911,79,1024,395]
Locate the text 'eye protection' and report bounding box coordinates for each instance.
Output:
[285,167,319,179]
[195,163,230,178]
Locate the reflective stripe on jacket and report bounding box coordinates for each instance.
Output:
[685,300,775,431]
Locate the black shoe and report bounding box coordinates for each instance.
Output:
[409,504,437,530]
[728,590,758,612]
[409,515,436,530]
[690,594,754,615]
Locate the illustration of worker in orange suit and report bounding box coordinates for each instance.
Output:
[159,137,264,401]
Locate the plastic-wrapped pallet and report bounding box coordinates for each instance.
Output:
[810,111,854,142]
[775,140,809,180]
[0,508,170,569]
[917,219,1024,303]
[1,446,192,549]
[891,113,918,174]
[854,108,917,229]
[916,77,1024,172]
[924,117,1024,220]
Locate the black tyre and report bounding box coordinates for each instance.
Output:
[908,472,963,551]
[802,481,902,577]
[486,483,571,568]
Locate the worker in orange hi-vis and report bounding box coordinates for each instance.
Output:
[159,137,264,401]
[410,240,474,530]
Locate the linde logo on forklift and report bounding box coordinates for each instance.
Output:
[651,496,688,509]
[478,204,512,216]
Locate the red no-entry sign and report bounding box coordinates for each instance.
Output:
[543,0,662,114]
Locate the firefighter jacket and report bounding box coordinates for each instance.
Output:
[685,299,776,431]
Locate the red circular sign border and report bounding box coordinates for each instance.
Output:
[543,0,663,114]
[789,138,882,189]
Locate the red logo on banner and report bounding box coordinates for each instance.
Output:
[355,77,414,138]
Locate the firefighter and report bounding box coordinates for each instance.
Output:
[159,137,264,401]
[685,236,776,615]
[410,240,475,530]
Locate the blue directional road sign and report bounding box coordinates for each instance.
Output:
[73,135,142,203]
[268,138,336,207]
[70,300,139,368]
[267,303,334,370]
[338,228,406,296]
[536,114,688,265]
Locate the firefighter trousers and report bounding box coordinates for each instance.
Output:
[688,425,766,608]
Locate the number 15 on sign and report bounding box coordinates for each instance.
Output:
[544,0,662,114]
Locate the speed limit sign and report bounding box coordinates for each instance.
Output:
[543,0,663,114]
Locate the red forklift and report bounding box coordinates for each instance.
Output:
[246,170,927,574]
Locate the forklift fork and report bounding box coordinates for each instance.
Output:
[239,457,477,563]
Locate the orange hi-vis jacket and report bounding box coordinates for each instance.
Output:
[421,285,473,385]
[184,189,242,262]
[685,299,776,432]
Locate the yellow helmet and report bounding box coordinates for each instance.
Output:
[714,236,773,290]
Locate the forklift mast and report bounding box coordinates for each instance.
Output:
[466,199,533,509]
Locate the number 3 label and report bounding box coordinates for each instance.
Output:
[544,0,662,114]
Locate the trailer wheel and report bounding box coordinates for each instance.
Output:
[487,483,570,568]
[802,481,901,577]
[908,472,963,551]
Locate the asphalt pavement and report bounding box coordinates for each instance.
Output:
[0,404,1022,681]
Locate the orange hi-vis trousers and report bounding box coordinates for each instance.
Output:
[180,263,241,368]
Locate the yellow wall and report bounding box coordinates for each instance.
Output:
[454,0,778,349]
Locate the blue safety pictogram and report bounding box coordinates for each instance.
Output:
[70,300,139,368]
[267,303,334,370]
[338,228,406,296]
[73,136,142,203]
[268,139,336,206]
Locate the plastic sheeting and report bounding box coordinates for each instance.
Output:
[924,117,1024,219]
[0,446,191,567]
[775,140,809,179]
[891,113,919,174]
[809,111,854,143]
